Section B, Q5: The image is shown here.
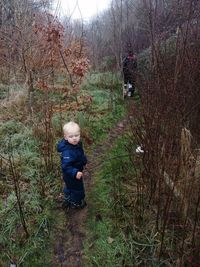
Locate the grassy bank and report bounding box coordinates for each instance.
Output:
[0,71,126,266]
[83,134,173,267]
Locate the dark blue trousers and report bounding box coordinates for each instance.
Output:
[63,185,85,204]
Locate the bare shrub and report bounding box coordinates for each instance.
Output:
[129,0,200,265]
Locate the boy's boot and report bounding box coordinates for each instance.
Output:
[62,200,70,209]
[70,200,87,209]
[80,199,87,208]
[62,195,71,209]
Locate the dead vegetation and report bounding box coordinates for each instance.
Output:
[127,1,200,265]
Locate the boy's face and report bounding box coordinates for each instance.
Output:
[64,128,80,145]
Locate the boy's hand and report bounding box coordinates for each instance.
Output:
[76,171,83,179]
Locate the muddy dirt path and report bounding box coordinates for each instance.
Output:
[51,118,129,267]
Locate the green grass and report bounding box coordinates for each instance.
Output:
[82,72,126,145]
[82,71,121,90]
[83,135,172,267]
[84,136,135,267]
[0,69,176,265]
[51,71,126,148]
[0,70,126,266]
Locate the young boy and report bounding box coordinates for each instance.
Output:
[57,121,87,209]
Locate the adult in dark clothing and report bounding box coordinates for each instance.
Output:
[123,51,137,96]
[57,121,87,209]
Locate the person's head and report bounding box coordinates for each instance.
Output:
[63,121,80,145]
[128,50,134,57]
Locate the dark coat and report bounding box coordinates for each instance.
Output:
[123,55,137,84]
[57,139,87,191]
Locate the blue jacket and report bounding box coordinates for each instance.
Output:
[57,139,87,190]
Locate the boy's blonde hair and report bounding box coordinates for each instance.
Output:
[63,121,80,134]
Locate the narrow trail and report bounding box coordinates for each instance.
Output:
[51,117,130,267]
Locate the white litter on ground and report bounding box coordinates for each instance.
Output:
[136,146,144,153]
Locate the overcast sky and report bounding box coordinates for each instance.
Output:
[53,0,111,20]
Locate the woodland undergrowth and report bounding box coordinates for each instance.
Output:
[83,132,180,267]
[0,71,125,266]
